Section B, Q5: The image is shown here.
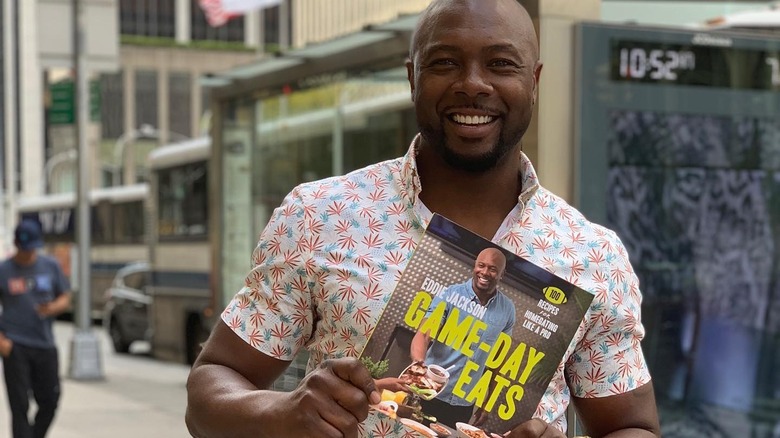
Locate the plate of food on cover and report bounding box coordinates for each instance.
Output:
[400,418,439,438]
[455,422,499,438]
[398,361,450,401]
[429,422,454,437]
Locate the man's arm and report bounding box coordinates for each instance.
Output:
[505,383,659,438]
[409,324,431,363]
[37,291,71,318]
[186,319,380,438]
[0,332,12,357]
[573,382,660,437]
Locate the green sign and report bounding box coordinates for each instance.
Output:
[48,80,101,125]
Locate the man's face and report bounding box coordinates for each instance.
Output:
[407,0,541,172]
[472,249,506,295]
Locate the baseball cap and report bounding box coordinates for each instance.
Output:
[14,219,44,251]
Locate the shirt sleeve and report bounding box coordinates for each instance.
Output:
[221,187,315,361]
[54,260,70,296]
[565,230,652,398]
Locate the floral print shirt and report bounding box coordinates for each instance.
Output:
[222,136,651,434]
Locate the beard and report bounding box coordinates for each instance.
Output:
[420,121,523,173]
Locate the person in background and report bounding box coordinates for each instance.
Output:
[185,0,661,437]
[0,219,71,438]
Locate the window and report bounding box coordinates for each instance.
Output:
[122,271,147,291]
[263,5,280,46]
[169,72,192,138]
[157,161,208,239]
[100,72,124,139]
[135,70,158,129]
[120,0,176,38]
[113,200,146,244]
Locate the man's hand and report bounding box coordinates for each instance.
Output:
[36,302,58,318]
[374,377,411,393]
[0,337,13,357]
[36,293,71,318]
[268,357,381,438]
[505,419,565,438]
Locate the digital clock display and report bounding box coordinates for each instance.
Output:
[611,39,780,90]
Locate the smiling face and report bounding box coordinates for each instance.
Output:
[407,0,542,173]
[471,248,506,296]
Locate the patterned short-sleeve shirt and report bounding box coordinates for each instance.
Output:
[222,136,651,434]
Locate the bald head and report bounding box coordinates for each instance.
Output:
[410,0,539,63]
[472,247,507,296]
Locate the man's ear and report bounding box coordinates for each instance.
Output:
[532,60,543,105]
[406,59,416,101]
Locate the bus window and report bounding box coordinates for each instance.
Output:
[158,161,208,239]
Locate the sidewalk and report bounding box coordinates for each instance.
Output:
[0,322,192,438]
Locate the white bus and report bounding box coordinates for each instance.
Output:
[16,183,149,321]
[147,136,213,364]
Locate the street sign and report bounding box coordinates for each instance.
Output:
[48,80,101,125]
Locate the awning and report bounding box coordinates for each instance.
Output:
[204,13,420,100]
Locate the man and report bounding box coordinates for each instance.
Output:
[0,220,71,438]
[186,0,661,437]
[409,247,515,426]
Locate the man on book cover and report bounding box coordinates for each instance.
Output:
[409,247,516,427]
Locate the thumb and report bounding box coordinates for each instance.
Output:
[330,358,381,404]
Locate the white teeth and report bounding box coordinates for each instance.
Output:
[453,114,493,125]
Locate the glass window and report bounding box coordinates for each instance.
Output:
[113,200,146,244]
[100,71,124,139]
[263,6,280,47]
[169,72,192,138]
[122,271,147,290]
[135,70,158,129]
[157,161,208,239]
[120,0,175,38]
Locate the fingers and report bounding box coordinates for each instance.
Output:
[314,358,379,431]
[286,357,384,437]
[328,357,381,405]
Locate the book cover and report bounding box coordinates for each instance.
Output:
[361,214,594,437]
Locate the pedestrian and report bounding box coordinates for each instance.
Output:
[0,219,71,438]
[185,0,661,437]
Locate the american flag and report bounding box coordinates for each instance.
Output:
[199,0,283,27]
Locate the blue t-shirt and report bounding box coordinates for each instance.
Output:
[424,279,516,406]
[0,255,70,349]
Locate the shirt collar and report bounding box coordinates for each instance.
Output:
[398,134,541,207]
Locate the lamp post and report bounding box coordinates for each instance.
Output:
[112,124,188,186]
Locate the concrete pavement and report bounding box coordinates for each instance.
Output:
[0,321,192,438]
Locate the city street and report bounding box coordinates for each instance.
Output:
[0,321,192,438]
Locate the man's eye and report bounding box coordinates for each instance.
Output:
[490,59,517,68]
[430,59,456,66]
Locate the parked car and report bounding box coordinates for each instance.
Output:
[103,262,151,353]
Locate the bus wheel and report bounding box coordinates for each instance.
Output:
[186,316,209,365]
[110,318,131,353]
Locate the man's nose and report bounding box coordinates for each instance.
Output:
[453,64,492,96]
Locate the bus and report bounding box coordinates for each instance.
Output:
[146,136,213,364]
[16,183,149,321]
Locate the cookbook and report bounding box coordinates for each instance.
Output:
[360,214,594,437]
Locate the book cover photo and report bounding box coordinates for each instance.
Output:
[361,214,594,438]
